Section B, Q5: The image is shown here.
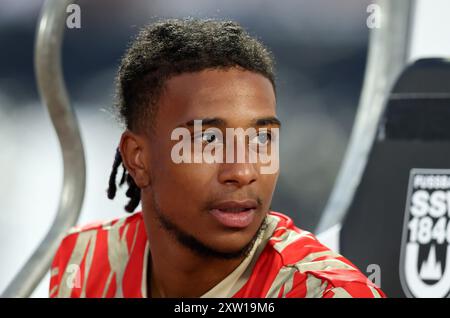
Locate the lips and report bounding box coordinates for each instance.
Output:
[208,200,257,228]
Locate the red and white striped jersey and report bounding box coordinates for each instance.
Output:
[49,211,385,298]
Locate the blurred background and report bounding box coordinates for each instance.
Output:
[0,0,448,297]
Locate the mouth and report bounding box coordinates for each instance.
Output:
[208,200,258,229]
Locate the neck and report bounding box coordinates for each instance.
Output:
[144,216,247,298]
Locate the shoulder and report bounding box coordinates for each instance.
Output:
[244,212,385,298]
[49,212,145,298]
[61,212,142,246]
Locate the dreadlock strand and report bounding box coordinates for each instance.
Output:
[124,174,141,212]
[107,148,122,199]
[119,163,127,186]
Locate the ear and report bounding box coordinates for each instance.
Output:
[119,130,151,188]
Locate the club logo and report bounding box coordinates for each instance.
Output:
[400,169,450,298]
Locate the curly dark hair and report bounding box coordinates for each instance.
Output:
[107,18,276,213]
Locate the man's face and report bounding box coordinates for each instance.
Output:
[144,67,279,257]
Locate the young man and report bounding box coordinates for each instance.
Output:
[49,19,385,298]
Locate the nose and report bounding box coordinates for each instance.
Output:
[218,162,258,187]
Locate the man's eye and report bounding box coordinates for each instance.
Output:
[252,131,271,145]
[202,131,218,144]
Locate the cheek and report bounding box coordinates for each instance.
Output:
[151,154,219,213]
[152,135,219,188]
[260,173,278,201]
[163,164,215,193]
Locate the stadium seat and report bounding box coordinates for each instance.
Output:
[339,58,450,298]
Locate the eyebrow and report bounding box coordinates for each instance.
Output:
[184,118,226,127]
[254,116,281,127]
[181,116,281,128]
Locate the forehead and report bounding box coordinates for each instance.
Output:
[156,68,276,127]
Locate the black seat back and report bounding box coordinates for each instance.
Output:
[340,58,450,298]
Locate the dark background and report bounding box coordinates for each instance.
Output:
[0,0,371,295]
[0,0,370,230]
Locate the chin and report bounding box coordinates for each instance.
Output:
[206,226,260,254]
